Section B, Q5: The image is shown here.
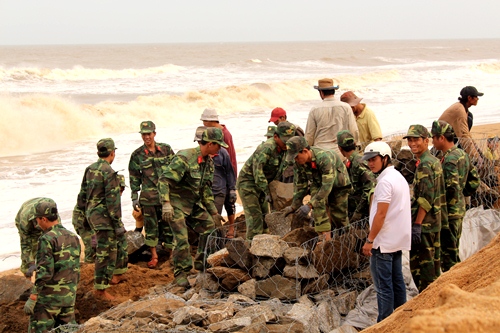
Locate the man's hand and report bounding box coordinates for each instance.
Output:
[412,224,422,245]
[25,263,36,279]
[115,226,126,237]
[132,199,140,212]
[296,204,311,220]
[362,242,373,257]
[281,206,295,217]
[229,190,237,204]
[265,194,273,204]
[162,202,174,222]
[24,297,36,315]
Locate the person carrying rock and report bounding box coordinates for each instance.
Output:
[282,136,352,240]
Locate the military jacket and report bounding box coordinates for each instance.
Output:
[411,150,447,232]
[15,198,61,272]
[441,146,479,220]
[77,159,123,231]
[291,147,351,209]
[158,146,217,215]
[32,224,80,307]
[129,143,175,206]
[346,151,376,214]
[237,138,286,195]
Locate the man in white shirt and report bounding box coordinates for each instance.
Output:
[361,141,412,322]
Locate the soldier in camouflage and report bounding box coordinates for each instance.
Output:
[129,121,175,269]
[237,121,297,240]
[431,120,480,271]
[77,138,128,300]
[15,197,61,278]
[337,130,376,223]
[283,136,352,240]
[24,199,80,333]
[404,125,447,292]
[159,128,226,287]
[71,205,95,263]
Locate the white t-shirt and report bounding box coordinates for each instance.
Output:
[369,166,412,253]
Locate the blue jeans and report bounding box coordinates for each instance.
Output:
[370,248,407,322]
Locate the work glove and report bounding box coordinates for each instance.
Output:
[296,204,311,220]
[351,212,362,223]
[115,226,126,237]
[132,199,140,212]
[24,298,36,315]
[264,194,273,204]
[229,190,237,204]
[25,263,36,278]
[162,202,174,223]
[412,224,422,245]
[281,206,295,217]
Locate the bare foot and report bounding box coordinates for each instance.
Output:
[94,289,115,301]
[110,274,127,285]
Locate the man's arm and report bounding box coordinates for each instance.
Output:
[304,110,317,147]
[31,236,54,296]
[291,167,308,209]
[309,162,335,208]
[128,152,142,202]
[105,171,123,229]
[362,202,389,256]
[367,111,383,141]
[158,154,187,203]
[251,146,273,195]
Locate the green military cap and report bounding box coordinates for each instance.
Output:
[139,120,156,134]
[286,136,309,164]
[202,127,229,148]
[117,174,126,188]
[97,138,117,153]
[275,121,296,143]
[194,126,207,142]
[34,198,58,218]
[265,125,276,138]
[337,130,355,148]
[431,120,454,137]
[403,124,430,139]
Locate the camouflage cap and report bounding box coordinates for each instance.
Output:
[265,125,276,138]
[337,130,355,148]
[286,136,309,164]
[194,126,207,142]
[139,121,156,134]
[97,138,117,153]
[202,127,229,148]
[117,174,126,188]
[431,120,454,137]
[403,124,430,139]
[34,198,58,218]
[275,121,296,143]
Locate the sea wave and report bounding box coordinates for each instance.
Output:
[475,61,500,73]
[0,64,184,82]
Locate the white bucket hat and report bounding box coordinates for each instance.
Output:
[200,108,219,121]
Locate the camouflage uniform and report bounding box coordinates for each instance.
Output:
[431,121,480,272]
[287,137,352,233]
[76,138,128,290]
[71,205,95,263]
[15,198,60,275]
[237,121,297,240]
[158,129,226,277]
[29,201,80,333]
[129,121,175,249]
[337,130,376,220]
[405,126,447,292]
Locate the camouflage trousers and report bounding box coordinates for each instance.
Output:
[94,229,128,290]
[29,303,76,333]
[238,186,270,240]
[72,209,95,263]
[169,202,215,277]
[410,231,441,292]
[347,194,370,220]
[441,218,463,272]
[312,186,350,233]
[142,205,173,249]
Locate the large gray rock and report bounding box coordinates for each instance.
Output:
[237,279,256,300]
[226,237,253,271]
[265,211,293,237]
[287,303,319,333]
[332,291,358,315]
[172,305,207,325]
[255,275,299,300]
[283,264,319,279]
[269,180,294,211]
[125,230,145,254]
[316,299,341,332]
[0,275,32,305]
[261,298,293,317]
[250,234,289,258]
[207,248,229,267]
[283,246,311,265]
[206,266,251,291]
[208,316,252,332]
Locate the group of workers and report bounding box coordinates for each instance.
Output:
[15,77,489,331]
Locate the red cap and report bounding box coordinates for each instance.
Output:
[268,107,287,123]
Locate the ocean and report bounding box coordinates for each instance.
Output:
[1,39,499,272]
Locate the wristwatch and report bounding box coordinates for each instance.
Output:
[366,238,374,244]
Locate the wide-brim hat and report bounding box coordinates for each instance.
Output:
[340,91,363,106]
[314,78,339,91]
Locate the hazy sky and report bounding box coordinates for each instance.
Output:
[1,0,500,45]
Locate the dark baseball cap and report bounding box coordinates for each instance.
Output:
[460,86,483,98]
[337,130,356,148]
[34,198,58,218]
[286,136,309,164]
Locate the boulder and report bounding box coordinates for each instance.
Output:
[234,304,277,323]
[226,237,253,271]
[316,299,341,332]
[282,226,318,249]
[250,234,289,258]
[207,248,229,267]
[207,266,251,291]
[332,291,358,315]
[283,264,319,279]
[252,257,286,279]
[208,316,252,332]
[172,305,207,325]
[0,275,32,305]
[125,230,145,255]
[286,303,319,333]
[283,247,311,265]
[265,211,293,237]
[255,275,299,300]
[238,279,256,300]
[269,180,294,211]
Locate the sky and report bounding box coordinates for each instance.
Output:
[1,0,500,45]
